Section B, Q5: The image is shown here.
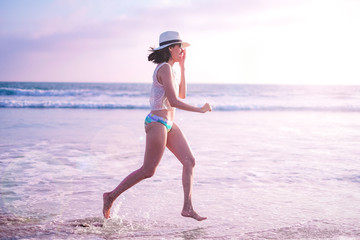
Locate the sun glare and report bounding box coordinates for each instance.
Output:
[187,1,360,85]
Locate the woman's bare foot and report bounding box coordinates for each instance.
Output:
[103,192,113,219]
[181,209,207,221]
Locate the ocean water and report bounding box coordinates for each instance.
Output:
[1,82,360,112]
[1,82,360,239]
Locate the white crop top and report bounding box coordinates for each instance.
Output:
[149,62,179,110]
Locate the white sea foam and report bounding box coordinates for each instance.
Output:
[1,82,360,111]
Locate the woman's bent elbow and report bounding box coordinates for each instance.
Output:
[169,99,180,108]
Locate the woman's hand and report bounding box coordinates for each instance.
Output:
[179,48,186,69]
[201,103,212,113]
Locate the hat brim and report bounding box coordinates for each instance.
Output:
[154,41,190,51]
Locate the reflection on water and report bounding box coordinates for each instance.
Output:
[1,109,360,239]
[0,213,210,240]
[1,213,360,240]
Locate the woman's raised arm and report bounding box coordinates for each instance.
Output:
[178,48,187,99]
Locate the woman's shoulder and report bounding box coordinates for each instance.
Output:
[157,62,172,74]
[158,62,171,69]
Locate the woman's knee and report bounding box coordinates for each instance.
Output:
[184,156,196,169]
[141,166,156,178]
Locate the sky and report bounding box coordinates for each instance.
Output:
[0,0,360,85]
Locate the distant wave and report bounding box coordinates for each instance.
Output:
[214,105,360,112]
[2,83,360,112]
[0,87,148,98]
[1,101,360,112]
[0,101,150,109]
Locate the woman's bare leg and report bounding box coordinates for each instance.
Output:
[103,123,167,219]
[166,123,207,221]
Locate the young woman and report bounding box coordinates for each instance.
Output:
[103,31,212,221]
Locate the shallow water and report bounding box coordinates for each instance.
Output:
[1,108,360,239]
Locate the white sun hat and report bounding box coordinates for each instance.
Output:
[154,31,190,50]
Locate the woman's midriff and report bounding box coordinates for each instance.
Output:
[150,109,175,122]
